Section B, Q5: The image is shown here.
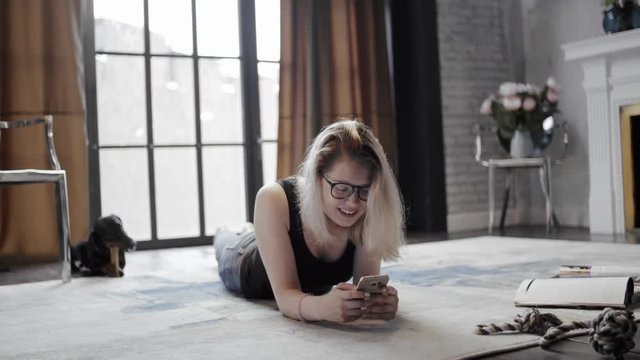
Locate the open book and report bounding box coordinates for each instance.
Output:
[513,277,634,309]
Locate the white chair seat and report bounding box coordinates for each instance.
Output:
[0,115,71,282]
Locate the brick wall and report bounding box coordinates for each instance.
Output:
[437,0,525,231]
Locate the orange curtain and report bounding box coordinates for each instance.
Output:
[0,0,88,263]
[277,0,396,178]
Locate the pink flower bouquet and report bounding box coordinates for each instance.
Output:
[480,77,560,150]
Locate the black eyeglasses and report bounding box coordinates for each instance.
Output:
[322,175,370,201]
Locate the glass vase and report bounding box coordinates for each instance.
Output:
[510,129,534,158]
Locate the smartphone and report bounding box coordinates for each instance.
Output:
[356,274,389,293]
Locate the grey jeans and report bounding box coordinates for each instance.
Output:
[214,228,273,299]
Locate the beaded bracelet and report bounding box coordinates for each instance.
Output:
[297,292,312,322]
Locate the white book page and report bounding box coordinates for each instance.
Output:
[591,266,640,278]
[513,277,633,309]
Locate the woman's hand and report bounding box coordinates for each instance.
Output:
[318,282,367,323]
[362,285,399,321]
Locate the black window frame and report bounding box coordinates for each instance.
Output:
[83,0,269,250]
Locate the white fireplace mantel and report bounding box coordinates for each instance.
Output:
[563,29,640,235]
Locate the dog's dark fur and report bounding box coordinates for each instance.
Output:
[71,215,136,277]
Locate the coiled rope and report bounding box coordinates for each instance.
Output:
[456,308,638,360]
[589,308,637,359]
[474,308,563,336]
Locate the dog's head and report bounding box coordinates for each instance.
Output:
[91,215,136,251]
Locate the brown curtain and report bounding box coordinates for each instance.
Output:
[277,0,396,178]
[0,0,88,263]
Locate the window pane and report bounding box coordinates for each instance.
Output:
[196,0,239,57]
[255,0,280,61]
[258,62,279,140]
[155,148,200,239]
[262,142,277,185]
[149,0,193,54]
[151,57,196,145]
[96,55,147,146]
[100,149,151,240]
[203,146,246,234]
[94,0,144,53]
[199,59,243,143]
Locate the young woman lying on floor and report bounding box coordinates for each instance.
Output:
[215,119,405,323]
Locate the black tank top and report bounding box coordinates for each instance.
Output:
[278,177,355,295]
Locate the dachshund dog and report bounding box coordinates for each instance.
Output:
[71,215,136,277]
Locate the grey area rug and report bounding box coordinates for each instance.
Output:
[2,236,639,360]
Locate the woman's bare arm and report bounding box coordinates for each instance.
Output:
[352,245,382,284]
[353,243,399,321]
[254,182,366,322]
[254,182,305,320]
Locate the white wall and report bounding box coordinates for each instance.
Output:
[520,0,603,228]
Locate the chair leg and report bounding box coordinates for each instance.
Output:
[539,159,554,233]
[488,165,495,234]
[546,158,554,232]
[499,170,512,230]
[56,173,71,283]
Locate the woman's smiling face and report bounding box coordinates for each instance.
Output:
[321,155,371,229]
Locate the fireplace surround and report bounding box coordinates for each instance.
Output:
[563,29,640,235]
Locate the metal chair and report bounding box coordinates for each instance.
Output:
[0,115,71,282]
[474,119,568,234]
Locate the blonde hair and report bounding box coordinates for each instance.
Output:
[296,119,405,260]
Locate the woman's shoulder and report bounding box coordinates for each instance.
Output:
[256,181,287,202]
[256,176,306,212]
[255,181,291,231]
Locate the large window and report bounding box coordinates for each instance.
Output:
[86,0,280,249]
